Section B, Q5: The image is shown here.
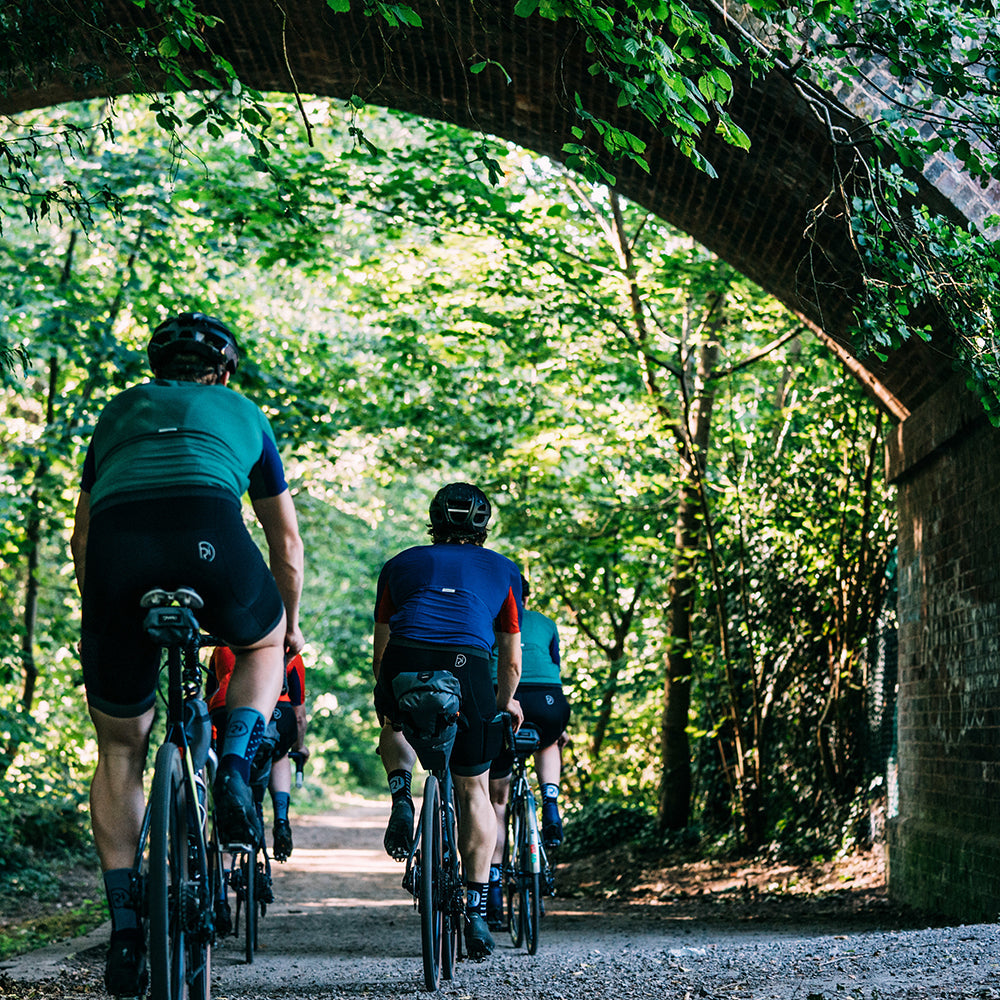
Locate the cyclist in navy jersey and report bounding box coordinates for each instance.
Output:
[70,312,304,996]
[373,482,524,960]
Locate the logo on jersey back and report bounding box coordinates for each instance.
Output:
[198,541,216,562]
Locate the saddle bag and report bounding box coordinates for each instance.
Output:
[391,670,462,771]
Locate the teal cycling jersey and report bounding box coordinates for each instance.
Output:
[81,379,286,512]
[490,608,561,685]
[519,609,561,685]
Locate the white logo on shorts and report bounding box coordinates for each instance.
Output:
[198,541,216,561]
[455,654,467,668]
[545,694,555,706]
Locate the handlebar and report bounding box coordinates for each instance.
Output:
[500,711,541,758]
[289,751,307,789]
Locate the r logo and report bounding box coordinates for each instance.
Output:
[198,541,216,562]
[454,654,467,668]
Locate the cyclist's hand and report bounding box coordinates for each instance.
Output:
[504,697,524,731]
[284,624,305,658]
[557,730,571,749]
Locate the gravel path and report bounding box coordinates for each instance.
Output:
[2,794,999,999]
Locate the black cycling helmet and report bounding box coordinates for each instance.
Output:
[148,312,241,375]
[429,482,492,535]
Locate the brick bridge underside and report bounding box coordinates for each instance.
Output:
[6,0,999,921]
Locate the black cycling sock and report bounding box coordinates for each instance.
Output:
[465,881,489,917]
[272,791,291,823]
[488,864,502,886]
[388,768,412,804]
[104,868,140,935]
[541,783,560,803]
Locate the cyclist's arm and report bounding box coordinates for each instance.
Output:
[495,631,523,728]
[70,491,91,592]
[373,622,391,680]
[251,490,305,656]
[293,703,309,757]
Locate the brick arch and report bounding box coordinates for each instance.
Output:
[6,0,1000,922]
[1,0,963,415]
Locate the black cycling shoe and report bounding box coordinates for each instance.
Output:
[104,934,148,997]
[542,808,563,849]
[215,768,264,847]
[464,913,495,960]
[383,797,414,861]
[486,881,504,930]
[273,818,293,861]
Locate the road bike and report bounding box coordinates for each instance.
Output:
[136,587,224,1000]
[226,817,273,963]
[501,715,556,956]
[396,673,466,991]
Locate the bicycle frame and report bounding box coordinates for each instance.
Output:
[403,762,464,991]
[502,717,553,955]
[134,590,221,1000]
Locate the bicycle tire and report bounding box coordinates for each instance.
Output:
[522,802,541,954]
[242,850,256,964]
[506,798,524,949]
[522,869,541,955]
[440,781,460,980]
[148,743,210,1000]
[419,774,443,991]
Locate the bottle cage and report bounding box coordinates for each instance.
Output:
[391,670,462,771]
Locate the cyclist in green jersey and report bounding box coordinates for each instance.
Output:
[71,312,304,996]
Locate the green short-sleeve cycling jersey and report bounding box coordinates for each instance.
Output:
[81,379,286,513]
[519,608,562,685]
[490,607,562,686]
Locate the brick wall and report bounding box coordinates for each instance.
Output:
[887,379,1000,920]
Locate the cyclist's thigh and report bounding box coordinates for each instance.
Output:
[270,702,298,758]
[450,654,496,778]
[175,496,283,647]
[80,502,170,717]
[517,685,570,748]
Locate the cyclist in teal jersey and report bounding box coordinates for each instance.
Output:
[71,312,304,996]
[486,575,570,927]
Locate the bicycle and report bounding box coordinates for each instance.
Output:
[395,672,466,991]
[501,715,556,956]
[135,586,224,1000]
[226,836,272,964]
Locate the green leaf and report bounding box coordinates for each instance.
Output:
[157,36,180,59]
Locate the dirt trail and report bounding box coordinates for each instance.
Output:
[2,795,1000,999]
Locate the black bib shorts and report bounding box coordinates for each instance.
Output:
[81,493,284,718]
[375,640,498,777]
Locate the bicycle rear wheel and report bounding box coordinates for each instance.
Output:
[148,743,210,1000]
[419,774,443,991]
[506,799,524,948]
[440,781,461,980]
[242,850,257,964]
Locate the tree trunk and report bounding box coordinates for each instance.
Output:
[657,338,719,831]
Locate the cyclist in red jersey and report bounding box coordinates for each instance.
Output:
[208,645,309,860]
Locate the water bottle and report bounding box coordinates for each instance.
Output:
[193,769,208,834]
[184,697,212,772]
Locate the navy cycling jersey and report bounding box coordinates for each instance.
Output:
[374,543,523,654]
[79,379,287,512]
